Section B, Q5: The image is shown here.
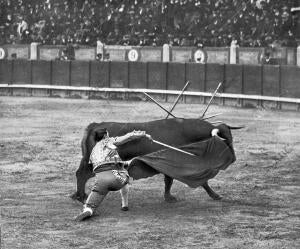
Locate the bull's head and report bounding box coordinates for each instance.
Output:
[211,124,244,144]
[211,124,243,162]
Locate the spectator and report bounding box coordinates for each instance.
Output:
[0,0,298,47]
[261,51,272,64]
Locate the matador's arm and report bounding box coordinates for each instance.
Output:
[113,130,151,146]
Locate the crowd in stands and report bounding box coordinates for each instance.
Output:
[0,0,299,47]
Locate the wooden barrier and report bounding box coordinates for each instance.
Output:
[147,62,167,90]
[128,62,147,89]
[0,60,12,84]
[110,61,129,88]
[243,65,262,95]
[205,63,224,92]
[185,63,205,91]
[12,59,31,84]
[32,60,51,85]
[224,64,243,93]
[167,63,186,90]
[90,61,110,88]
[0,59,299,110]
[280,65,300,98]
[51,60,70,86]
[70,60,90,87]
[262,65,280,97]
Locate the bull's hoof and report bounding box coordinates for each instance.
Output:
[121,206,129,211]
[210,194,222,200]
[70,192,79,200]
[70,192,85,203]
[164,194,177,203]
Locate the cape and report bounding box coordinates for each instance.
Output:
[128,137,235,188]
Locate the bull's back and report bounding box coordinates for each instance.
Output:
[87,118,214,160]
[101,118,212,143]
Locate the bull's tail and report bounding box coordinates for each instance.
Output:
[74,123,99,202]
[81,123,96,162]
[81,126,89,158]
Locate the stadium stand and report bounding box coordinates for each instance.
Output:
[0,0,299,47]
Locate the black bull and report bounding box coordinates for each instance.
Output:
[72,118,238,203]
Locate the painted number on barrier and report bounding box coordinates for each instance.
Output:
[0,48,6,59]
[194,49,205,63]
[128,49,139,61]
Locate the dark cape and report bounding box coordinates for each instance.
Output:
[128,137,235,188]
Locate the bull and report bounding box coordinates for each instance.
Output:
[72,118,241,205]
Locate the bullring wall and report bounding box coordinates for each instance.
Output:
[0,59,299,111]
[1,44,299,66]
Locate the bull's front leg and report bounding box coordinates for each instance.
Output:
[164,175,177,202]
[202,181,222,200]
[71,158,94,203]
[120,184,129,211]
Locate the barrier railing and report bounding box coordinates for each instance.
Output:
[0,60,299,110]
[1,84,299,105]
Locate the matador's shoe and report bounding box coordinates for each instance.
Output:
[75,206,93,221]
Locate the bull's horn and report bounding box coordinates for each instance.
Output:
[211,128,219,136]
[211,128,225,140]
[210,121,223,124]
[228,125,245,130]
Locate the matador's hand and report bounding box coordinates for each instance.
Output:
[145,134,152,141]
[132,130,152,141]
[130,130,146,138]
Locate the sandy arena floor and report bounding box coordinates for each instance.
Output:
[0,96,299,249]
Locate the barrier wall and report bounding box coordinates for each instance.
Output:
[12,59,31,84]
[171,47,193,63]
[39,46,61,60]
[1,44,299,66]
[243,65,262,95]
[3,44,30,60]
[110,61,128,88]
[0,60,12,84]
[105,45,127,61]
[238,47,263,65]
[70,61,90,87]
[1,60,299,106]
[206,47,229,64]
[32,60,51,85]
[90,61,110,88]
[262,65,280,97]
[185,63,205,91]
[147,62,167,90]
[128,62,147,89]
[287,48,296,65]
[74,47,95,61]
[280,65,300,98]
[139,47,162,62]
[167,63,186,90]
[224,64,243,94]
[52,60,70,86]
[205,64,224,92]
